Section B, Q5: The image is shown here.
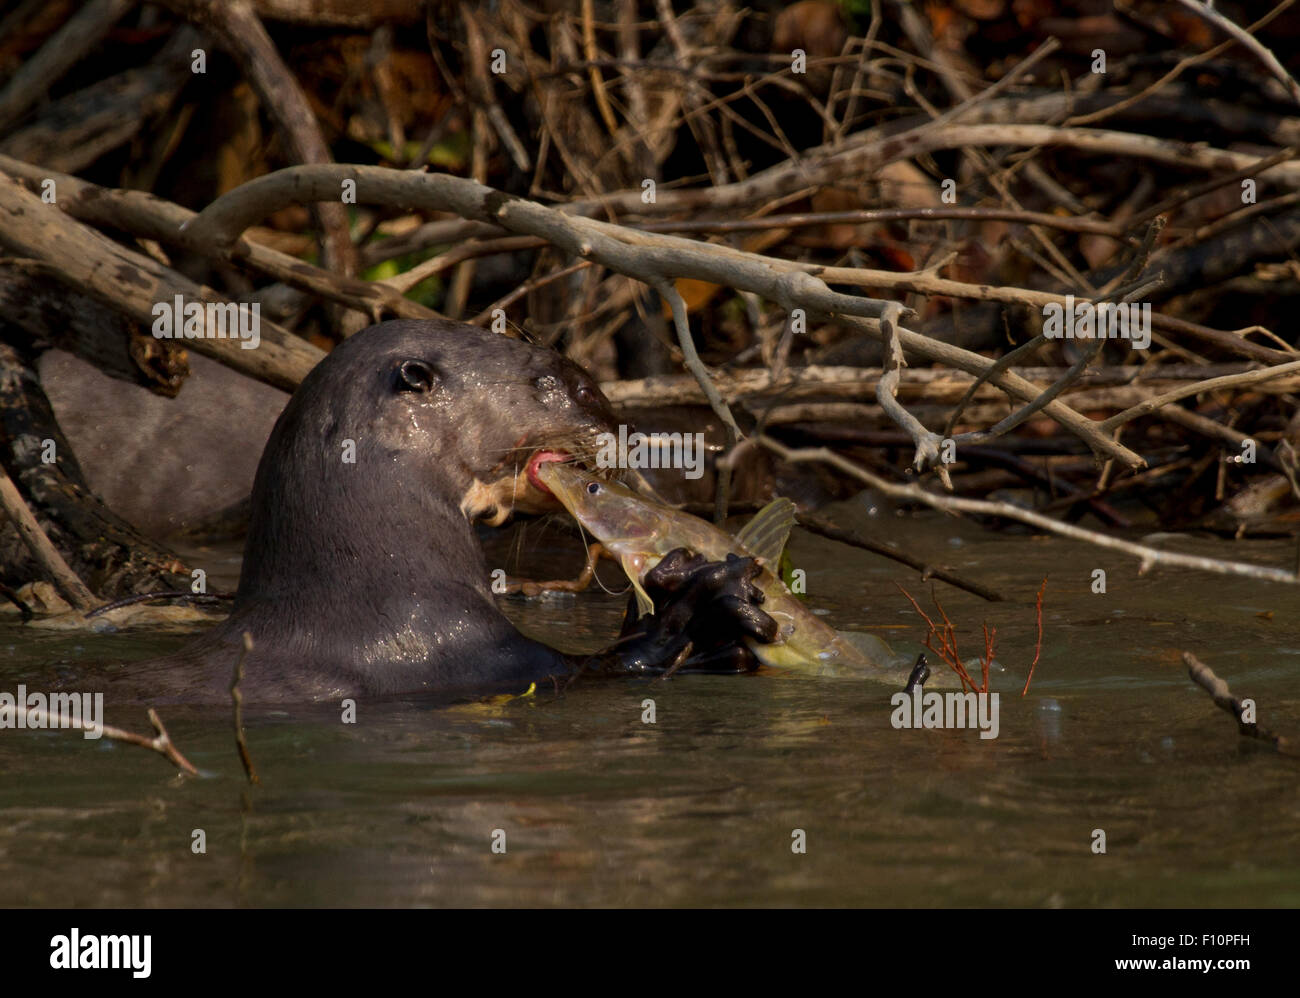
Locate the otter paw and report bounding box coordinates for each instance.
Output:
[666,553,778,646]
[643,548,708,594]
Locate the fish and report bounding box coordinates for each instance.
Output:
[536,460,910,679]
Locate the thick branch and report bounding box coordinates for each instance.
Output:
[182,165,1142,465]
[0,154,433,324]
[0,171,323,392]
[181,165,898,325]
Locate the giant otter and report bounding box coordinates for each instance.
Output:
[134,319,774,703]
[39,348,288,540]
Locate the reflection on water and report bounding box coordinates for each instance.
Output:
[1,507,1298,907]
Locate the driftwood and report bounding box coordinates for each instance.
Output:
[1184,651,1297,757]
[0,464,95,612]
[0,154,437,333]
[0,171,322,392]
[179,163,1145,471]
[0,263,190,395]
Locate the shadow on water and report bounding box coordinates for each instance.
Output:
[1,504,1297,907]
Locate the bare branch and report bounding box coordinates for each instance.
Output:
[1173,0,1300,106]
[25,706,200,775]
[756,435,1299,585]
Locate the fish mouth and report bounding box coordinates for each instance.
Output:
[468,434,611,526]
[526,449,617,495]
[525,449,570,495]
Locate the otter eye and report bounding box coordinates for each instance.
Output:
[575,384,596,406]
[395,360,436,394]
[586,482,601,495]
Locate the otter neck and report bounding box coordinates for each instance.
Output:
[236,432,491,611]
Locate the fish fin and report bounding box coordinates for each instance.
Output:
[736,497,797,567]
[631,578,656,617]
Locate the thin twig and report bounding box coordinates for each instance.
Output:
[1064,1,1297,127]
[896,584,978,691]
[657,280,740,522]
[876,302,951,487]
[1023,578,1046,696]
[1173,0,1300,106]
[85,590,235,619]
[581,0,619,137]
[638,206,1135,242]
[1184,651,1297,755]
[231,631,260,786]
[25,705,199,775]
[757,435,1300,585]
[1129,146,1297,229]
[1101,359,1300,433]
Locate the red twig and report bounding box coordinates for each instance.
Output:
[980,622,995,692]
[1022,577,1047,696]
[896,584,980,691]
[902,579,1044,695]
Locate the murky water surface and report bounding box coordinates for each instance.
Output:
[2,499,1297,907]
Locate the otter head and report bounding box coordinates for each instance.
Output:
[238,319,617,605]
[439,335,618,527]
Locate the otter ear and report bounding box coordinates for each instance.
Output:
[395,359,438,394]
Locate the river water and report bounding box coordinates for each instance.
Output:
[1,497,1297,907]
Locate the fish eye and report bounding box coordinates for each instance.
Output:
[586,482,601,495]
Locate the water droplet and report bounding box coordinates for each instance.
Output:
[1036,698,1062,741]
